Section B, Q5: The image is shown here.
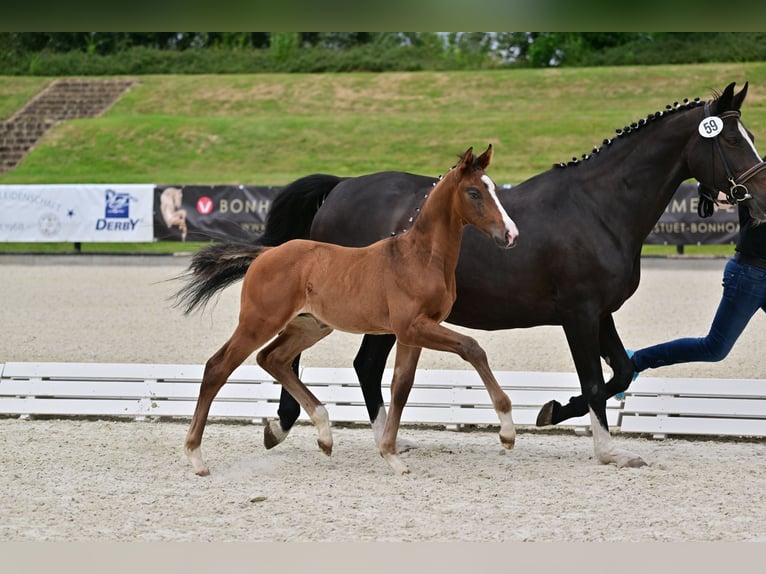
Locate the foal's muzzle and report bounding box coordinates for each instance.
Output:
[494,222,518,249]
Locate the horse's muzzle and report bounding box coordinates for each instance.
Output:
[494,227,518,249]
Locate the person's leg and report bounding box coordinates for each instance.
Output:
[632,258,766,372]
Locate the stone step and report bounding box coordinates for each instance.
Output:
[0,78,134,173]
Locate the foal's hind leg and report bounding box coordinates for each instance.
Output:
[257,314,335,455]
[185,326,267,476]
[378,343,422,474]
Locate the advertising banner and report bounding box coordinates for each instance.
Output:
[153,185,279,242]
[645,182,739,245]
[0,181,741,246]
[0,184,154,242]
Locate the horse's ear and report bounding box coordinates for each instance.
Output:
[477,144,493,170]
[458,147,475,170]
[731,81,749,111]
[715,82,737,113]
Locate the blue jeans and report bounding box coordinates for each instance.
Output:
[632,256,766,372]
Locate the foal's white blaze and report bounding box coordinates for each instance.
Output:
[481,174,519,244]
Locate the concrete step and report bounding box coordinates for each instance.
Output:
[0,78,134,174]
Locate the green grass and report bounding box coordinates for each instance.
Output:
[0,77,50,119]
[641,244,735,257]
[2,63,764,254]
[0,242,211,254]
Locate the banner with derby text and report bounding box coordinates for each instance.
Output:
[644,182,739,245]
[1,182,741,245]
[0,184,154,242]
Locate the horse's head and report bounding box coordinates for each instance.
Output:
[448,145,518,248]
[689,82,766,222]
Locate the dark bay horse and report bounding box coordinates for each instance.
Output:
[175,146,519,475]
[262,82,766,468]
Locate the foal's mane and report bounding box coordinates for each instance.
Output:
[440,149,487,181]
[554,93,710,170]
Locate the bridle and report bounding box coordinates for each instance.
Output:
[703,101,766,204]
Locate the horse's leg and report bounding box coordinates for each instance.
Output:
[185,325,266,476]
[536,315,634,425]
[555,316,646,468]
[353,334,417,451]
[269,357,302,447]
[263,315,333,449]
[378,343,421,474]
[397,318,515,450]
[599,314,635,397]
[257,315,335,455]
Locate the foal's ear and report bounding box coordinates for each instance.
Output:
[477,144,493,170]
[458,147,475,170]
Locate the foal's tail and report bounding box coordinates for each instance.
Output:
[174,174,343,314]
[257,173,345,246]
[173,243,269,315]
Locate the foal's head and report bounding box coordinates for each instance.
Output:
[446,145,518,248]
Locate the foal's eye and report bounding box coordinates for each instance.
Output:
[467,188,481,200]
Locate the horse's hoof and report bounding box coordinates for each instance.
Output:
[318,439,333,456]
[536,401,557,426]
[186,446,210,476]
[618,456,648,469]
[263,420,288,450]
[382,453,410,475]
[500,434,515,450]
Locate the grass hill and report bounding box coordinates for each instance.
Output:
[2,62,765,187]
[1,63,764,255]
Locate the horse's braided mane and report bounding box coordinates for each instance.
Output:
[554,95,707,169]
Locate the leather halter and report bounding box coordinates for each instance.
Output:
[703,101,766,204]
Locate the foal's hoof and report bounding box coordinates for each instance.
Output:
[535,400,558,426]
[500,434,515,450]
[382,453,410,475]
[318,439,333,456]
[186,446,210,476]
[263,420,288,450]
[618,456,648,469]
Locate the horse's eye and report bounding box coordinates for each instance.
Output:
[467,188,481,200]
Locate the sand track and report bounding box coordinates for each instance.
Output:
[1,255,765,541]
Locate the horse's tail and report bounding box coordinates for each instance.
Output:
[173,242,269,315]
[257,173,345,246]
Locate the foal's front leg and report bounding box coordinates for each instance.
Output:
[399,318,516,451]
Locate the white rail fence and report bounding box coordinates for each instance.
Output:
[1,362,765,439]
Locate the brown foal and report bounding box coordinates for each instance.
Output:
[180,145,519,475]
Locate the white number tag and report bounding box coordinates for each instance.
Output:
[698,116,724,138]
